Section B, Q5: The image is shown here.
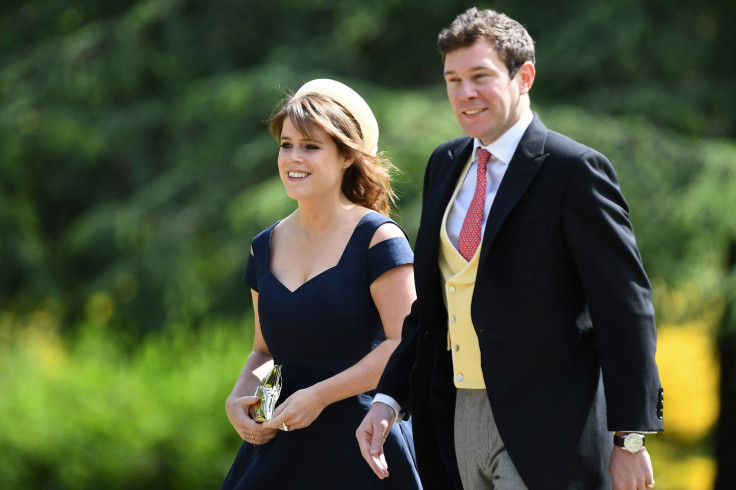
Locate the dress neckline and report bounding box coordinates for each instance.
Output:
[266,211,379,294]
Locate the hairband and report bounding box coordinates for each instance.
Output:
[294,79,379,155]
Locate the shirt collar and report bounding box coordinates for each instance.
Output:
[473,109,534,165]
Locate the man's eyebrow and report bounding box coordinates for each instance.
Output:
[443,66,491,76]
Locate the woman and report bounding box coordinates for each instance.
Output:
[221,79,422,489]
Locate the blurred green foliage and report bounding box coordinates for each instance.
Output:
[3,0,736,334]
[0,320,251,488]
[2,0,736,488]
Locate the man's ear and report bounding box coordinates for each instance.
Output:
[517,61,536,95]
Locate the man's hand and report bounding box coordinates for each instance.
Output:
[609,446,655,489]
[356,402,395,479]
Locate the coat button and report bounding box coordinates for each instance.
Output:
[453,344,460,352]
[456,373,464,382]
[449,285,456,293]
[449,315,456,323]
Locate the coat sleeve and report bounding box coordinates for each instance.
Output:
[376,299,420,415]
[562,149,664,431]
[374,143,448,416]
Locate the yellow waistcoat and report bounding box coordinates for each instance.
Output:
[439,157,485,389]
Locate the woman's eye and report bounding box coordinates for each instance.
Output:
[280,142,292,149]
[305,144,320,150]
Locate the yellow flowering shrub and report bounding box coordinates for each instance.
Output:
[656,322,719,442]
[648,441,717,490]
[649,308,720,489]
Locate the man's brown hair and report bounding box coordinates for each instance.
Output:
[437,8,535,78]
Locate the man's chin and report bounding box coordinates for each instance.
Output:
[461,128,491,143]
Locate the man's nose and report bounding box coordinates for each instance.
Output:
[458,81,478,99]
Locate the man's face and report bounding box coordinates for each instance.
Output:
[444,40,530,145]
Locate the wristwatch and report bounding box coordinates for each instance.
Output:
[613,433,646,454]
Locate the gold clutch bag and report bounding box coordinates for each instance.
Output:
[253,365,282,422]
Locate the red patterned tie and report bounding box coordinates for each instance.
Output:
[458,148,491,261]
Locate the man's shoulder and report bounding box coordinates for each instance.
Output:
[538,126,616,179]
[433,136,472,155]
[546,128,591,151]
[425,136,473,165]
[541,123,605,161]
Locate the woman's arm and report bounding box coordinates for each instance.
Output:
[225,289,280,445]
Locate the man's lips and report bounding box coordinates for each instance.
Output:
[463,108,486,115]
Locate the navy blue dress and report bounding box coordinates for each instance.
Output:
[222,211,422,490]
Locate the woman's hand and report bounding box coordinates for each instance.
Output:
[225,394,279,445]
[263,387,327,432]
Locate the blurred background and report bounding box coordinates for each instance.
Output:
[1,0,735,488]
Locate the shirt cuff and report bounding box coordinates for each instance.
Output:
[373,393,405,424]
[613,430,657,434]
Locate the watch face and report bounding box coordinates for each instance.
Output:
[623,434,644,453]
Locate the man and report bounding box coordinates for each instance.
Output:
[357,7,664,490]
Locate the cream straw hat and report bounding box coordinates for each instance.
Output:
[294,79,379,155]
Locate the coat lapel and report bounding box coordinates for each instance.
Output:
[477,115,549,269]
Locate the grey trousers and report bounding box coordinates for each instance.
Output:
[454,389,528,490]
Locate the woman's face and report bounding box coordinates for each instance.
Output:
[277,117,351,202]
